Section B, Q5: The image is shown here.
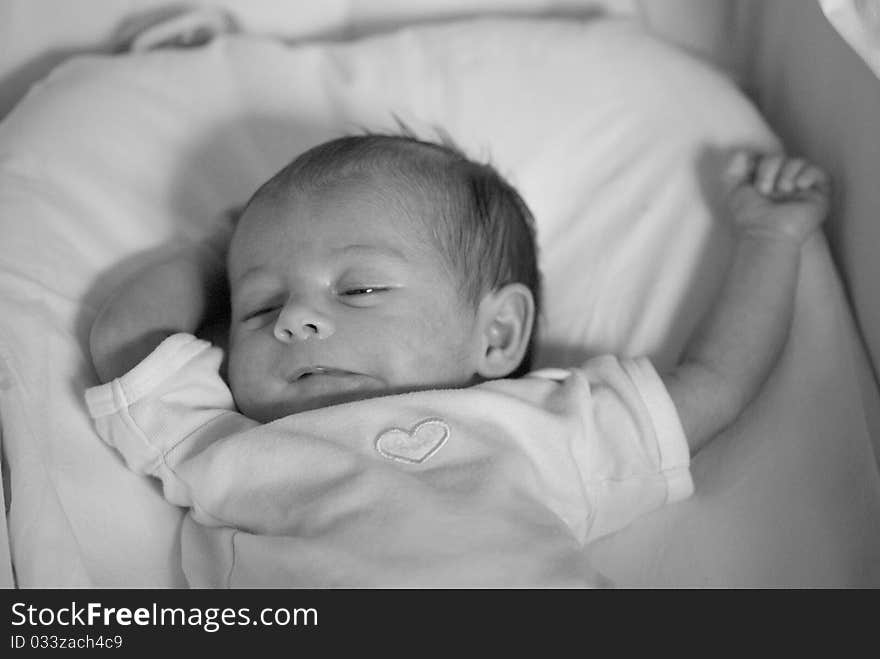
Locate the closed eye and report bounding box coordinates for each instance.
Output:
[340,287,388,296]
[338,286,393,307]
[242,305,280,322]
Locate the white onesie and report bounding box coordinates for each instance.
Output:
[86,333,692,587]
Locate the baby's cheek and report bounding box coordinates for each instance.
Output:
[227,343,268,401]
[226,360,252,412]
[396,315,477,384]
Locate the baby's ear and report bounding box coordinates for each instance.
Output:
[475,283,535,380]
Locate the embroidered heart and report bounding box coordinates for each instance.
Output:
[375,418,450,464]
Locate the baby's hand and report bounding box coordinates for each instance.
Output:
[723,151,830,244]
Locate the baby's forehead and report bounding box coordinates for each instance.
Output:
[227,177,454,279]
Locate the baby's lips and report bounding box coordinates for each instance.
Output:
[285,365,358,382]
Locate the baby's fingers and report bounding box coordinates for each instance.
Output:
[794,165,830,193]
[723,151,759,194]
[777,158,807,193]
[755,155,786,195]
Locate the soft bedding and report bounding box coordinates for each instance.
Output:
[1,16,879,587]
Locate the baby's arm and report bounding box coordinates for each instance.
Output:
[89,232,230,383]
[664,152,830,454]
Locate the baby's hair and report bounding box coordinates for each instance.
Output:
[248,129,542,377]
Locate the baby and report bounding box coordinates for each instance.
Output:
[91,134,541,416]
[86,134,828,587]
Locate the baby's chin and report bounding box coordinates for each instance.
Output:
[237,387,390,423]
[233,374,480,423]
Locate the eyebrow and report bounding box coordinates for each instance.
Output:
[233,244,409,285]
[233,267,275,286]
[333,244,409,262]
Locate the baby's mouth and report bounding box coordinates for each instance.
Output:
[288,366,357,382]
[274,365,387,414]
[284,366,382,409]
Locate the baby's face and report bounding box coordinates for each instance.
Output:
[227,176,483,422]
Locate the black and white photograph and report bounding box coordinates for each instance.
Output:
[0,0,878,626]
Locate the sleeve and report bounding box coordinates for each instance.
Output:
[572,355,694,543]
[85,332,257,520]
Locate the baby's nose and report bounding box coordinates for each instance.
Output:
[273,300,335,342]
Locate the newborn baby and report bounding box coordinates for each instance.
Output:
[225,134,541,421]
[91,133,541,419]
[86,133,828,586]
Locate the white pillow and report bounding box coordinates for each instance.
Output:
[1,16,878,586]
